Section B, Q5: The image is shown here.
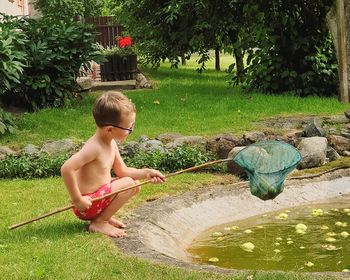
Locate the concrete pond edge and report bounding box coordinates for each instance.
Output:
[115,169,350,278]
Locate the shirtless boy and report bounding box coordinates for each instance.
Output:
[61,92,165,237]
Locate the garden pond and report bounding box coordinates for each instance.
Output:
[187,202,350,272]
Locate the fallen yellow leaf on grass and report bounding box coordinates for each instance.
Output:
[153,100,160,105]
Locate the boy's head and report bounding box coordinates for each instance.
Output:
[92,91,136,128]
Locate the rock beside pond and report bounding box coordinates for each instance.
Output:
[243,131,266,144]
[40,139,74,155]
[207,133,243,159]
[118,141,140,157]
[344,109,350,120]
[0,146,16,159]
[303,118,327,137]
[140,140,165,153]
[328,135,350,156]
[298,137,328,169]
[22,144,39,155]
[156,133,183,144]
[165,136,207,150]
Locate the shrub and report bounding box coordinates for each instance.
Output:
[125,145,217,173]
[0,13,27,94]
[0,16,104,110]
[235,1,337,97]
[0,153,69,179]
[0,108,16,136]
[0,145,219,179]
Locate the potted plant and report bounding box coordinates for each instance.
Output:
[100,35,137,81]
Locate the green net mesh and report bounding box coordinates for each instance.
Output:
[233,141,301,201]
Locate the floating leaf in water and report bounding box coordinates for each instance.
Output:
[335,221,347,227]
[286,238,292,241]
[305,262,314,267]
[276,237,283,241]
[342,269,350,272]
[299,246,305,249]
[296,229,306,235]
[231,226,239,230]
[244,229,253,234]
[325,237,337,242]
[240,242,255,252]
[343,208,350,213]
[295,224,307,231]
[312,208,324,217]
[331,208,339,212]
[321,244,342,251]
[320,225,329,230]
[276,213,288,220]
[216,237,225,242]
[326,232,337,237]
[273,249,281,253]
[208,257,219,263]
[340,231,349,238]
[274,242,281,246]
[287,240,294,244]
[257,225,264,229]
[211,232,223,237]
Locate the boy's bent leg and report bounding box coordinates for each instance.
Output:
[89,177,140,237]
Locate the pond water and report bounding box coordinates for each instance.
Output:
[187,202,350,272]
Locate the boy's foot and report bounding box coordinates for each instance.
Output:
[109,217,126,228]
[89,221,127,238]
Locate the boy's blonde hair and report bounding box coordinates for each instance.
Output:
[92,92,136,127]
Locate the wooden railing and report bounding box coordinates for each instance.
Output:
[84,16,123,48]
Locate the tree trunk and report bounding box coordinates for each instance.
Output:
[215,47,220,71]
[344,0,350,101]
[234,47,244,83]
[181,53,186,65]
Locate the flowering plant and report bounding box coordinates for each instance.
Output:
[101,35,136,57]
[118,35,132,48]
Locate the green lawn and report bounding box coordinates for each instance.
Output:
[1,54,348,149]
[1,174,331,280]
[0,54,345,279]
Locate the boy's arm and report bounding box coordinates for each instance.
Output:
[61,144,99,210]
[112,144,165,183]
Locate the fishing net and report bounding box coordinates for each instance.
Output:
[233,141,301,201]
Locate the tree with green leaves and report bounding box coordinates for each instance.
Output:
[33,0,104,19]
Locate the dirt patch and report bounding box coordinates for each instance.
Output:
[116,169,350,278]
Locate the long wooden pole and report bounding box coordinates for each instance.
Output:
[336,0,349,102]
[8,158,231,230]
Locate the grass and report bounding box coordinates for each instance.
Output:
[1,174,334,280]
[0,54,346,279]
[0,54,348,149]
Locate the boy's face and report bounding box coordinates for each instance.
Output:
[111,112,136,141]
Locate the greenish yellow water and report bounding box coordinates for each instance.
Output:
[187,202,350,272]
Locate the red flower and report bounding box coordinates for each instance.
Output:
[118,36,132,48]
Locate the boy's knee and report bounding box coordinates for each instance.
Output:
[122,177,140,195]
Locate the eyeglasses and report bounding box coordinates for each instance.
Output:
[104,123,135,134]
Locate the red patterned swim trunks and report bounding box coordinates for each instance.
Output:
[73,180,115,220]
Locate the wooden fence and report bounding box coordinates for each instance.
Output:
[84,16,123,48]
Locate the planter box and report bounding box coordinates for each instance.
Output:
[100,54,137,81]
